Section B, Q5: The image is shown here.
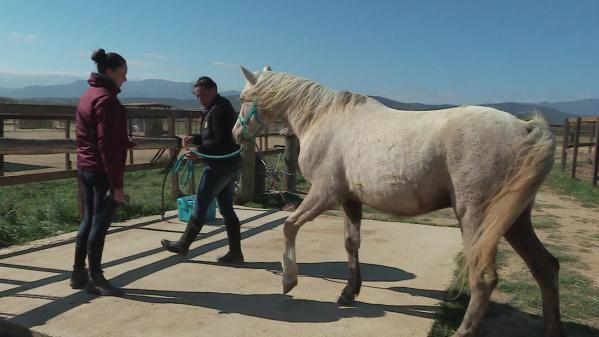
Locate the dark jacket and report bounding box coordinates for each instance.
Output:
[192,94,241,167]
[76,73,130,189]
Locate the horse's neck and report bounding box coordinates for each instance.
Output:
[280,105,318,141]
[280,95,378,140]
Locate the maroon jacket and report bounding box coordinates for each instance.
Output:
[76,73,130,189]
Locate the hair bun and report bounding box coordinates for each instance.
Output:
[91,49,106,63]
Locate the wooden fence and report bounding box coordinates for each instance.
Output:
[0,103,300,212]
[559,116,599,186]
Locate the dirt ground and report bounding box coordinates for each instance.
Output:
[557,145,598,185]
[480,187,599,336]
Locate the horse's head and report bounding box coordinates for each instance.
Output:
[233,65,273,144]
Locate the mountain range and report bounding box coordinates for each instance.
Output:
[1,79,595,124]
[0,79,240,101]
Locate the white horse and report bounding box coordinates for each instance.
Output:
[232,66,564,337]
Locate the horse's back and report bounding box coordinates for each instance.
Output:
[337,104,529,215]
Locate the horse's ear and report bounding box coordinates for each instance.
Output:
[241,66,257,85]
[263,64,271,72]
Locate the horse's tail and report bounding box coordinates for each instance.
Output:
[465,115,555,276]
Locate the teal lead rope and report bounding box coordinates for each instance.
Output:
[160,146,243,220]
[171,148,242,189]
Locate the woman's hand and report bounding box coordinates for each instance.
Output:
[184,150,201,161]
[182,136,194,149]
[113,188,128,204]
[127,136,137,149]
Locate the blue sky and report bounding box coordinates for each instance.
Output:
[1,0,597,104]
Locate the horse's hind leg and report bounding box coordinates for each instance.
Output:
[338,199,362,305]
[504,206,566,337]
[282,186,338,294]
[454,208,499,337]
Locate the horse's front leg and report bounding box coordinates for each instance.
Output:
[283,186,337,294]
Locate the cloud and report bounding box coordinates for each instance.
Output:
[143,53,168,60]
[213,61,238,68]
[0,69,88,77]
[128,54,170,67]
[127,59,152,67]
[8,32,38,43]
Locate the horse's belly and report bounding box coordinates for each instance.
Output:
[348,171,451,216]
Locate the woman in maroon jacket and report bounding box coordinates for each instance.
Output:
[71,49,131,296]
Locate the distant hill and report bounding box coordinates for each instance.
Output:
[0,79,240,101]
[0,78,586,124]
[538,99,599,116]
[481,102,574,124]
[372,96,574,124]
[370,95,456,111]
[0,87,14,97]
[13,96,573,124]
[15,95,242,111]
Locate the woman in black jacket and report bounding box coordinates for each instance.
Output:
[161,77,244,263]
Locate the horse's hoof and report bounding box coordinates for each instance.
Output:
[450,331,473,337]
[337,293,355,306]
[282,275,298,294]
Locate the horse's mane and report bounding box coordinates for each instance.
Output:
[243,71,367,134]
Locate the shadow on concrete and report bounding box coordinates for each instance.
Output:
[6,212,287,328]
[189,260,416,282]
[0,319,52,337]
[122,288,438,323]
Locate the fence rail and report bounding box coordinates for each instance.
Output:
[560,116,599,186]
[0,137,180,155]
[0,103,300,210]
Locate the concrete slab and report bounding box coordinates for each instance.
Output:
[0,207,461,337]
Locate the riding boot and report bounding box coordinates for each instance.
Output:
[70,242,88,289]
[161,218,203,256]
[218,216,244,263]
[86,244,123,296]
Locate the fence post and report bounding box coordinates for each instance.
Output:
[237,141,256,204]
[571,117,582,179]
[128,117,134,165]
[185,116,195,195]
[0,117,4,177]
[593,121,599,187]
[285,135,300,193]
[588,122,596,156]
[264,125,269,150]
[561,118,570,171]
[168,115,181,200]
[64,119,72,170]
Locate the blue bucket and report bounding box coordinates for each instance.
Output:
[176,195,217,223]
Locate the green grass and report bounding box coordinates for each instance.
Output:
[0,167,203,248]
[544,243,590,270]
[536,203,566,209]
[498,267,599,321]
[428,254,470,337]
[431,254,599,337]
[544,168,599,208]
[243,192,303,209]
[428,291,470,337]
[430,213,598,336]
[532,215,560,230]
[0,152,302,248]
